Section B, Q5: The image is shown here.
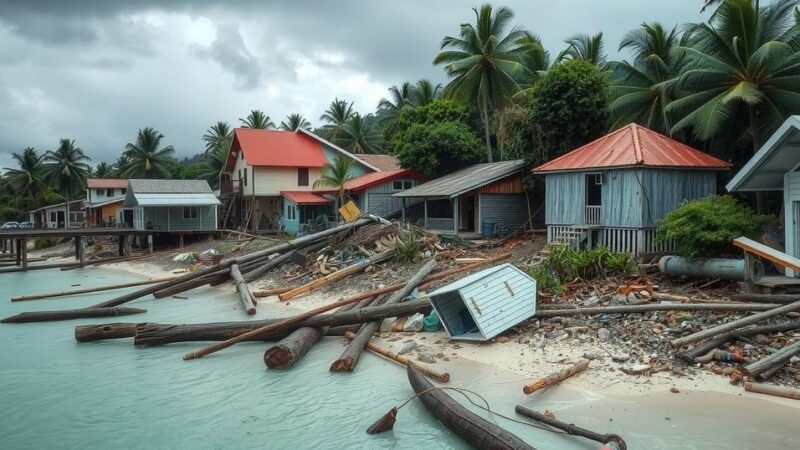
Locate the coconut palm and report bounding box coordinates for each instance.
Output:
[122,127,175,178]
[608,23,683,132]
[111,155,131,177]
[3,147,45,210]
[279,113,311,131]
[43,139,91,228]
[313,157,355,205]
[411,79,443,106]
[337,114,384,154]
[377,82,416,138]
[201,146,227,189]
[92,162,114,179]
[202,121,232,154]
[239,110,275,129]
[667,0,800,154]
[558,32,607,67]
[319,98,355,140]
[433,4,531,162]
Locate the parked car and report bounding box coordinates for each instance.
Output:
[1,221,20,229]
[19,222,34,229]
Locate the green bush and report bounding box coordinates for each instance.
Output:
[393,232,422,263]
[529,246,636,294]
[656,196,771,257]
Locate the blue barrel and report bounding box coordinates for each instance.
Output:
[481,221,495,236]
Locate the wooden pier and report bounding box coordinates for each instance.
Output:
[0,228,152,272]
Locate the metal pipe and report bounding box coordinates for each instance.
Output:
[658,255,764,281]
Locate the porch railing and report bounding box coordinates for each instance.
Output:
[425,218,455,233]
[585,205,601,225]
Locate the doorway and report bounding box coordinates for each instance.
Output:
[585,173,603,225]
[459,194,476,232]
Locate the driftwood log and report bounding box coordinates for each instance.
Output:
[537,303,782,320]
[243,251,294,283]
[743,340,800,377]
[407,364,535,450]
[343,331,449,382]
[330,260,436,372]
[2,307,147,324]
[523,359,590,394]
[515,406,626,449]
[670,300,800,347]
[230,264,256,315]
[677,320,800,363]
[731,293,800,304]
[745,382,800,400]
[10,276,178,302]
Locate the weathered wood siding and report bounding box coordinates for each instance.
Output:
[137,206,217,231]
[544,172,584,225]
[364,179,420,217]
[601,169,643,228]
[479,193,528,234]
[639,169,717,227]
[784,171,800,263]
[480,173,524,194]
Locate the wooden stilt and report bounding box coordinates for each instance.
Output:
[118,236,124,256]
[78,236,85,266]
[21,239,28,270]
[148,234,153,254]
[16,240,21,266]
[125,234,133,256]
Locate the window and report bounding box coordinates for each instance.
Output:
[183,207,198,219]
[287,204,296,220]
[49,212,57,222]
[106,188,114,197]
[298,168,309,186]
[392,180,413,191]
[96,189,104,197]
[121,188,126,195]
[243,168,248,186]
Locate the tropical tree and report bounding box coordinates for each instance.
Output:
[377,82,416,139]
[668,0,800,158]
[279,113,311,131]
[313,157,355,205]
[3,147,45,211]
[202,121,232,154]
[43,139,91,228]
[608,23,683,132]
[411,79,443,106]
[338,114,384,154]
[319,98,355,140]
[201,146,228,189]
[112,155,131,177]
[239,110,275,129]
[434,4,531,162]
[92,162,114,179]
[558,32,607,67]
[122,127,176,178]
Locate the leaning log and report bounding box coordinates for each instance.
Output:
[514,406,626,449]
[230,264,256,315]
[243,251,293,283]
[743,340,800,377]
[745,382,800,400]
[407,364,535,450]
[343,331,449,382]
[676,320,800,363]
[731,293,800,304]
[523,359,590,394]
[670,300,800,348]
[263,328,322,369]
[1,307,147,324]
[330,260,437,372]
[10,276,179,302]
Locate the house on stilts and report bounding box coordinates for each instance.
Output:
[533,124,731,255]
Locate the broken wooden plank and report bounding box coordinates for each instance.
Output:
[343,331,449,382]
[2,307,147,324]
[523,359,590,394]
[10,276,179,302]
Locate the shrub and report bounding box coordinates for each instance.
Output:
[529,246,636,294]
[393,232,422,263]
[656,196,771,257]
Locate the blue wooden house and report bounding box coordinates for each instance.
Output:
[125,179,220,232]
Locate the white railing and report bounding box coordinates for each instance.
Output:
[425,218,455,233]
[585,205,601,225]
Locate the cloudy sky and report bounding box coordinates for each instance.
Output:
[0,0,710,169]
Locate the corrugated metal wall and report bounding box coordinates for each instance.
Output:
[479,194,528,233]
[458,265,536,340]
[365,179,419,217]
[601,169,643,227]
[545,172,584,224]
[639,169,717,227]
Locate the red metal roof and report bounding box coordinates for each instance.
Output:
[281,191,332,205]
[532,124,731,173]
[87,178,128,189]
[314,169,427,194]
[226,129,327,171]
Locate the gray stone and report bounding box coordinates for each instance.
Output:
[398,341,417,355]
[597,328,611,340]
[417,352,436,364]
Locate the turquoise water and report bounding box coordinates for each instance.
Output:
[2,268,800,449]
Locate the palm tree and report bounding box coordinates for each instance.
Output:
[3,147,45,211]
[410,79,443,106]
[239,110,275,129]
[338,114,384,154]
[313,157,355,205]
[122,127,175,178]
[559,32,607,67]
[111,155,131,177]
[608,23,682,132]
[513,32,553,99]
[667,0,800,155]
[377,82,416,138]
[43,139,91,228]
[279,113,311,131]
[433,4,530,162]
[319,98,355,140]
[201,146,227,189]
[92,162,114,178]
[202,121,232,154]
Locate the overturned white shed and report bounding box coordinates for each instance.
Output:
[428,263,537,341]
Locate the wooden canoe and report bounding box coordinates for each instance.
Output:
[406,364,536,450]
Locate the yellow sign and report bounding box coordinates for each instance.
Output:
[338,200,360,223]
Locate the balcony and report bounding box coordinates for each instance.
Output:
[585,205,601,225]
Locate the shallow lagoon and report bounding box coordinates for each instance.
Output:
[1,268,799,449]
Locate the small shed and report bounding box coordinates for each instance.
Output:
[393,160,530,237]
[281,191,334,234]
[533,124,731,254]
[125,179,221,232]
[427,263,537,341]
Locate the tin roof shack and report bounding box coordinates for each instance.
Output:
[428,263,537,341]
[533,124,730,255]
[393,160,530,238]
[125,179,221,232]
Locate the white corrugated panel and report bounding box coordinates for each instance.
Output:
[133,193,221,206]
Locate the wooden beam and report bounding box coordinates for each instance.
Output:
[734,237,800,272]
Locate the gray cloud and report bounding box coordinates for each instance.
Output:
[194,22,263,91]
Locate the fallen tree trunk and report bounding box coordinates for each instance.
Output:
[243,252,294,283]
[731,293,800,304]
[278,250,394,301]
[330,260,436,372]
[252,287,293,298]
[677,320,800,363]
[10,276,179,302]
[523,359,590,395]
[230,264,256,315]
[514,406,626,449]
[670,300,800,348]
[745,382,800,400]
[743,340,800,377]
[2,307,147,324]
[75,322,138,341]
[343,331,449,382]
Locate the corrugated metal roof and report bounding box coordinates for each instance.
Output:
[315,169,427,194]
[727,116,800,192]
[132,193,221,206]
[128,179,213,194]
[281,191,332,205]
[392,160,525,198]
[533,124,731,173]
[84,198,124,209]
[87,178,128,188]
[226,129,327,171]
